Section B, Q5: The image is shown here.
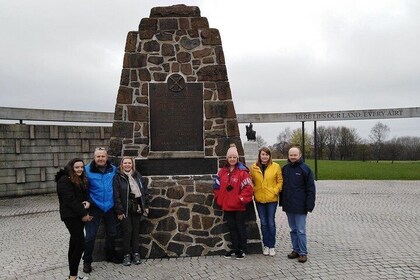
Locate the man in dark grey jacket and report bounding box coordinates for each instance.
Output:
[281,147,316,263]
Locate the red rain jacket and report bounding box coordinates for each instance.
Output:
[214,163,253,211]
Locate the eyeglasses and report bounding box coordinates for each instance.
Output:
[94,147,107,152]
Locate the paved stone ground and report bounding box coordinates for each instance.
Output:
[0,181,419,280]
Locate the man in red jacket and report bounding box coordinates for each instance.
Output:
[214,144,253,259]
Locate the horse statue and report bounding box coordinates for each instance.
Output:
[246,123,256,141]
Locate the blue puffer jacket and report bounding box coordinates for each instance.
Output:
[281,158,316,214]
[85,161,117,212]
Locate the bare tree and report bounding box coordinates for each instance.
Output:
[356,139,371,162]
[274,127,292,158]
[337,127,359,160]
[325,126,340,160]
[385,137,401,163]
[394,136,420,160]
[314,126,327,159]
[290,128,312,158]
[256,135,267,149]
[370,122,390,162]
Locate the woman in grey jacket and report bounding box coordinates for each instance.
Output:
[113,157,149,266]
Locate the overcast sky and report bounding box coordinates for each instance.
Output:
[1,0,419,145]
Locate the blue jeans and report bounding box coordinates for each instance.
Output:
[286,212,307,256]
[83,205,117,264]
[256,202,277,248]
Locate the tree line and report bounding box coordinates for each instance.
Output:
[257,122,420,161]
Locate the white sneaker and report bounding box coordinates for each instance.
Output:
[269,248,276,256]
[263,246,269,256]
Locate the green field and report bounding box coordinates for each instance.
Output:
[275,160,420,180]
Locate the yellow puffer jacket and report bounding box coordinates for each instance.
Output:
[250,162,283,203]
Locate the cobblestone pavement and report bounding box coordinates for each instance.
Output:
[0,181,419,280]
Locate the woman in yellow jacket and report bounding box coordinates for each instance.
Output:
[250,147,283,257]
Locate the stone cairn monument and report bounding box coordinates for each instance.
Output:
[108,4,261,258]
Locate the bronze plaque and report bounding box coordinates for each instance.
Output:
[150,74,203,151]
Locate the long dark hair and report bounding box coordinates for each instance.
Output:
[65,158,88,190]
[256,147,272,168]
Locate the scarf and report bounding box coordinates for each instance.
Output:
[124,171,141,198]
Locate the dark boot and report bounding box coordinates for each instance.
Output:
[288,251,299,259]
[133,253,142,265]
[298,255,308,263]
[123,254,131,266]
[82,262,92,273]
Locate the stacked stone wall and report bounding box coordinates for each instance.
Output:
[135,175,260,257]
[0,124,111,197]
[109,4,244,166]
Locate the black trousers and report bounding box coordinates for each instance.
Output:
[63,217,85,276]
[121,210,142,255]
[224,211,247,253]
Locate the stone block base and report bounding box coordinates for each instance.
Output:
[93,175,262,260]
[243,141,259,167]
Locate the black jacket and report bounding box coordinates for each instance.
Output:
[113,171,149,217]
[281,158,316,214]
[56,169,89,221]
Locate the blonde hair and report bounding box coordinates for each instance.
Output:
[119,156,136,173]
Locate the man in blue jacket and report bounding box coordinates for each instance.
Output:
[281,146,316,263]
[82,147,117,273]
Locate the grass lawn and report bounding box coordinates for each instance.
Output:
[275,160,420,180]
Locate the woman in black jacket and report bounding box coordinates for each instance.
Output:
[56,158,92,280]
[113,156,149,266]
